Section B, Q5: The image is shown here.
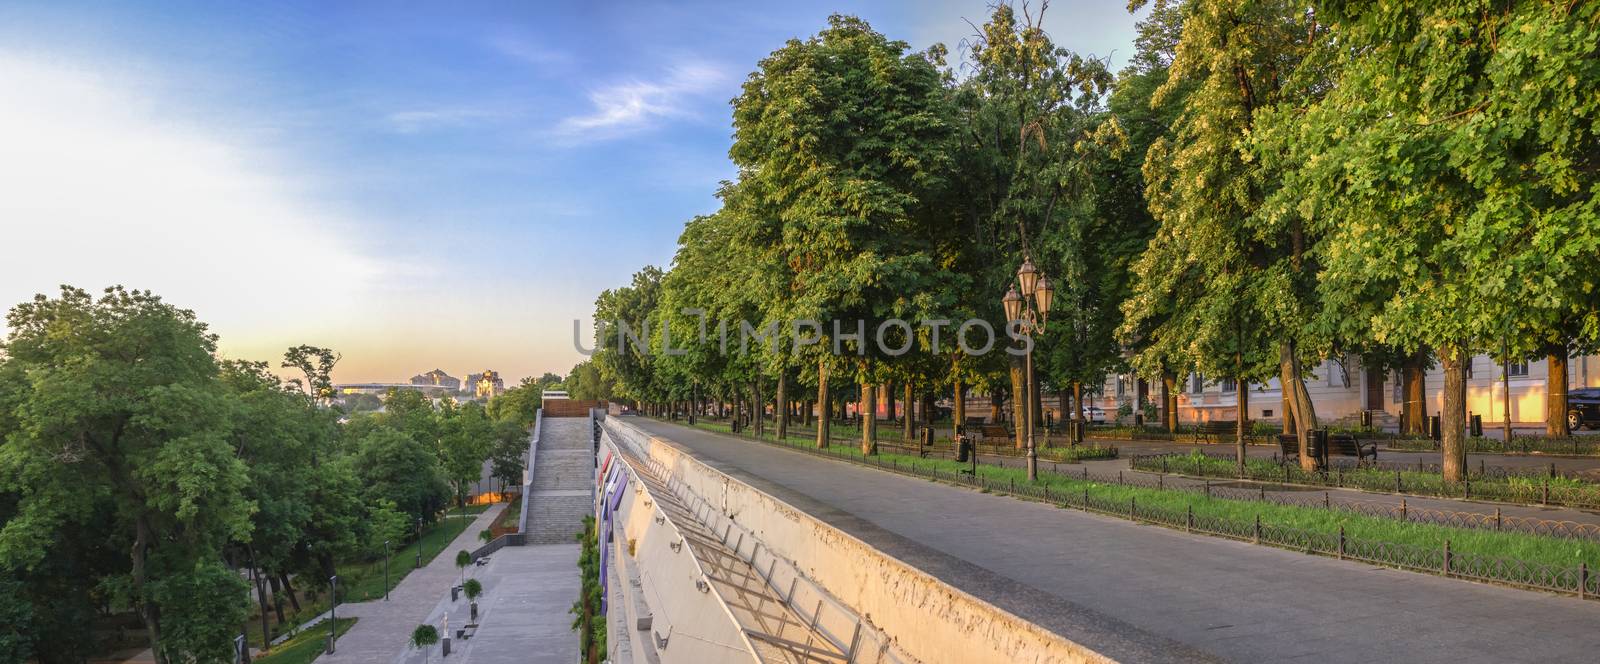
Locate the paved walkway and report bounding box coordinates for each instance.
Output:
[629,418,1600,664]
[319,505,505,664]
[395,543,583,664]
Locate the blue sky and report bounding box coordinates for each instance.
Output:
[0,1,1145,383]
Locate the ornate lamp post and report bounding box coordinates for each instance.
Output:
[1004,257,1053,482]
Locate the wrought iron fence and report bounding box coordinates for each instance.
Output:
[1129,451,1600,509]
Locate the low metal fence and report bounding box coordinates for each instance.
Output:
[1131,451,1600,509]
[713,427,1600,600]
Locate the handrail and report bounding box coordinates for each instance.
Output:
[518,409,543,534]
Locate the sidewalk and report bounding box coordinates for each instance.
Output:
[318,505,505,664]
[631,417,1600,663]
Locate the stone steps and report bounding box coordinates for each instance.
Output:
[523,417,595,545]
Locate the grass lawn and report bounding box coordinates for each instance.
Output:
[254,617,355,664]
[722,425,1600,571]
[1136,451,1600,508]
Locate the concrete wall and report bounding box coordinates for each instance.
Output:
[610,418,1113,664]
[602,438,756,664]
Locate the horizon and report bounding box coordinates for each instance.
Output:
[0,0,1146,384]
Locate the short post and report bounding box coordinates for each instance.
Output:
[1084,485,1090,506]
[1464,476,1471,500]
[1494,507,1502,531]
[1324,491,1330,509]
[1158,474,1164,490]
[1185,504,1194,532]
[1442,540,1451,577]
[1118,471,1124,485]
[1204,480,1211,499]
[1129,496,1136,519]
[1337,525,1346,560]
[1401,498,1408,520]
[1259,485,1266,502]
[1253,514,1261,544]
[1083,467,1089,481]
[1581,563,1589,600]
[1337,466,1343,487]
[1395,470,1402,494]
[1543,479,1550,505]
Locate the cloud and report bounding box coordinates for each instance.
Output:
[0,54,389,343]
[488,35,569,68]
[553,62,729,142]
[384,107,507,134]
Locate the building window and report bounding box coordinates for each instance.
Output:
[1116,377,1126,397]
[1221,378,1237,393]
[1506,361,1528,377]
[1190,373,1205,394]
[1262,409,1274,418]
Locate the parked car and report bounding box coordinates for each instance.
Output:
[1571,388,1600,431]
[1084,406,1107,424]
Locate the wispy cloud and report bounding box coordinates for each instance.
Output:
[488,35,569,68]
[554,62,729,142]
[384,107,508,134]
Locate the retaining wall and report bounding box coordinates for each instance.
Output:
[608,418,1113,664]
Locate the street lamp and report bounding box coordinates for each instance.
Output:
[383,540,391,601]
[416,517,424,570]
[1004,257,1052,482]
[327,575,339,654]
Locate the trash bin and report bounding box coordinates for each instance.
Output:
[955,436,972,463]
[1470,414,1483,437]
[1429,415,1442,441]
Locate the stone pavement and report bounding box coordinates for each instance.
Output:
[319,505,505,664]
[398,543,583,664]
[630,417,1600,664]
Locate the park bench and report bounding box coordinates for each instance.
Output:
[976,424,1011,442]
[1327,432,1377,460]
[1194,421,1236,444]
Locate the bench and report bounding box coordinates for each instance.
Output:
[1194,421,1236,443]
[977,424,1011,442]
[1327,432,1377,460]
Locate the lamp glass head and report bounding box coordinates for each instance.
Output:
[1017,257,1039,296]
[1003,285,1024,321]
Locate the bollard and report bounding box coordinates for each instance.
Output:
[1253,514,1261,544]
[1186,505,1194,532]
[1401,498,1407,520]
[1442,540,1452,577]
[1495,507,1502,530]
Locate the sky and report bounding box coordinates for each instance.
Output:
[0,0,1146,384]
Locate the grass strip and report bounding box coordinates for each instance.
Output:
[254,617,356,664]
[692,419,1117,463]
[1135,451,1600,509]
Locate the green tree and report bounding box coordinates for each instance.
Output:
[0,286,254,664]
[729,15,957,448]
[1255,0,1600,479]
[410,624,440,664]
[353,428,449,524]
[1121,0,1327,470]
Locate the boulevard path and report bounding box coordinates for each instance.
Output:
[319,504,505,664]
[630,417,1600,664]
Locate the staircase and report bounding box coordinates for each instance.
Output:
[527,416,596,545]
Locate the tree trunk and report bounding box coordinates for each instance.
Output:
[1441,345,1468,482]
[1236,373,1249,472]
[904,382,915,442]
[953,379,966,434]
[753,380,764,438]
[776,372,788,440]
[1548,351,1569,437]
[1031,371,1043,434]
[1402,352,1428,435]
[1010,356,1027,449]
[816,360,830,448]
[248,547,272,650]
[885,382,896,423]
[1161,371,1177,432]
[132,518,164,664]
[267,573,287,624]
[1134,378,1148,427]
[1282,389,1295,435]
[988,390,1002,423]
[1279,341,1320,471]
[280,574,302,613]
[1072,381,1084,432]
[861,384,877,455]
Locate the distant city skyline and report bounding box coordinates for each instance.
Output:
[0,1,1146,383]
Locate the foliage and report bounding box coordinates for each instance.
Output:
[463,577,483,601]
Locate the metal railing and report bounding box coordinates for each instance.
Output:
[1130,451,1600,509]
[517,410,543,535]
